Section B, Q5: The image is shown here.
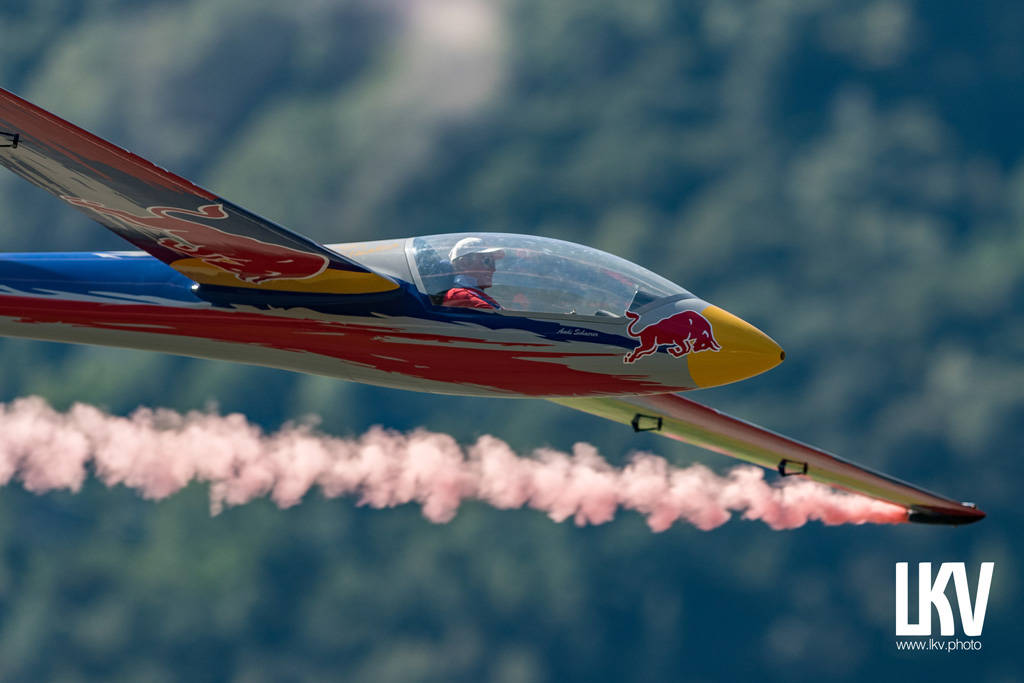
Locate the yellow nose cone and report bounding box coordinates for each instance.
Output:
[687,305,784,388]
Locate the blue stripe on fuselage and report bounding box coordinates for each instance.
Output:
[0,251,202,303]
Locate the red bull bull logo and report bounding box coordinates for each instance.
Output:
[623,309,721,364]
[61,197,328,284]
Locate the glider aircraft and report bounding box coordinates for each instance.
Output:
[0,87,983,525]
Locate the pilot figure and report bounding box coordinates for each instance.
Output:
[443,237,504,310]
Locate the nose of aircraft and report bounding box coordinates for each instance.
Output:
[687,305,784,388]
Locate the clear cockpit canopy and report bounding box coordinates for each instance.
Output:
[409,233,691,317]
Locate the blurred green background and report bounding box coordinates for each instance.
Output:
[1,0,1021,680]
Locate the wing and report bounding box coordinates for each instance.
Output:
[552,393,985,525]
[0,87,397,296]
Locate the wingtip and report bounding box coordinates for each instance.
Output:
[907,503,986,526]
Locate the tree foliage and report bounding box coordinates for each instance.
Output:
[0,0,1020,680]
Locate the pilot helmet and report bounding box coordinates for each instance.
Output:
[448,237,505,267]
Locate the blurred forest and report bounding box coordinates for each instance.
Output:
[0,0,1021,680]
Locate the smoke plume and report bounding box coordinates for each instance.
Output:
[0,397,906,530]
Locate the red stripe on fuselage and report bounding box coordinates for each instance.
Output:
[0,294,670,396]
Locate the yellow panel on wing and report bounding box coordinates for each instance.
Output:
[171,258,400,294]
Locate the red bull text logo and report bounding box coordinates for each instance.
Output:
[623,309,721,364]
[61,197,328,284]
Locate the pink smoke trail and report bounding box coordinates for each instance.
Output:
[0,397,906,530]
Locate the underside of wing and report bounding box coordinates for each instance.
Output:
[552,393,985,525]
[0,87,397,296]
